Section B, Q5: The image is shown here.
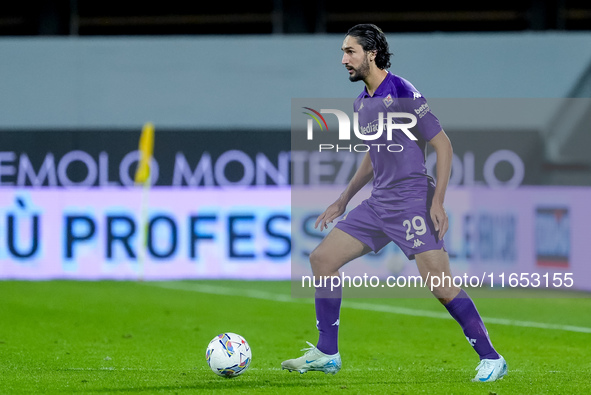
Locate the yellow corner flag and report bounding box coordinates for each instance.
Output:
[134,122,155,184]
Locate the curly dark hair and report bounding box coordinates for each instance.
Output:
[346,24,392,70]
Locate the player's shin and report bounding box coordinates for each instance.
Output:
[315,277,342,355]
[444,289,500,360]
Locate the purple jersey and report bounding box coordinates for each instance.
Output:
[354,72,442,207]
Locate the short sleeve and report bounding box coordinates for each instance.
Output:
[396,77,443,141]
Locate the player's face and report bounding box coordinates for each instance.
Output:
[341,36,371,82]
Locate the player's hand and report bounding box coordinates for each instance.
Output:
[315,198,347,231]
[430,203,449,240]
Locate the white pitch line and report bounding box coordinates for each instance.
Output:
[149,282,591,334]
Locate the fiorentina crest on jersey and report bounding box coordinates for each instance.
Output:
[383,93,393,108]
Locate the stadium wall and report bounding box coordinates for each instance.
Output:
[0,32,590,129]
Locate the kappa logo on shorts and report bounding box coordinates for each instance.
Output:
[412,239,425,248]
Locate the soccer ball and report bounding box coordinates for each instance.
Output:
[205,333,252,378]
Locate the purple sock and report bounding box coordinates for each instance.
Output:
[445,289,500,360]
[315,283,342,355]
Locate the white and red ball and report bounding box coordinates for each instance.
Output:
[205,333,252,378]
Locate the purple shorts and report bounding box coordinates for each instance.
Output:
[335,199,445,260]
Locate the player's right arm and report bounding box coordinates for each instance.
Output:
[315,152,373,230]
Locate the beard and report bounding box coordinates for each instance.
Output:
[348,56,371,82]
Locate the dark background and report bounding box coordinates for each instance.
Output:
[1,0,589,36]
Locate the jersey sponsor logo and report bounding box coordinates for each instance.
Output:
[413,103,430,118]
[358,118,385,135]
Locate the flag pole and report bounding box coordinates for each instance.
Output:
[134,122,155,281]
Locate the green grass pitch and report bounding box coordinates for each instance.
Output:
[1,280,590,394]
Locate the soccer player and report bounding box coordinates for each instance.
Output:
[282,24,507,382]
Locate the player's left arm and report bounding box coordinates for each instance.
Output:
[428,130,452,239]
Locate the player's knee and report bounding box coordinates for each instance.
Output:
[309,248,324,270]
[309,248,334,276]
